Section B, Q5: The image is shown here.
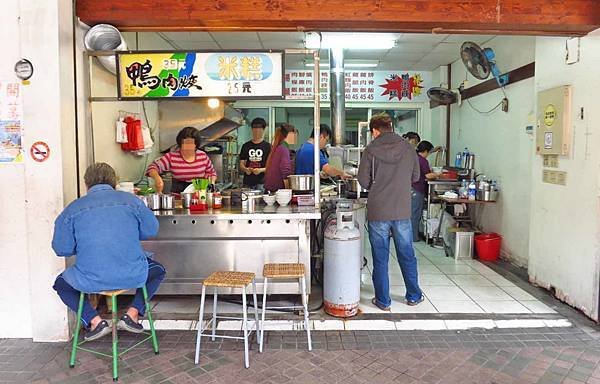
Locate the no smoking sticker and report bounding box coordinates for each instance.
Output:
[30,141,50,162]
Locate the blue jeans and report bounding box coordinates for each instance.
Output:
[411,190,425,242]
[53,258,166,327]
[368,220,422,307]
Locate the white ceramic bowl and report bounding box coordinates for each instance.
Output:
[263,194,276,206]
[276,196,292,206]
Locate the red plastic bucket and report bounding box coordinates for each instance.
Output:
[474,233,502,261]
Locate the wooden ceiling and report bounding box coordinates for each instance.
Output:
[76,0,600,37]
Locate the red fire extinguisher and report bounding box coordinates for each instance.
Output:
[121,116,144,151]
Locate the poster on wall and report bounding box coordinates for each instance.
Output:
[117,51,284,99]
[284,70,431,103]
[0,81,23,164]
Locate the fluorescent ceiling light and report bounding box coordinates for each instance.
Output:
[304,60,379,68]
[304,32,396,50]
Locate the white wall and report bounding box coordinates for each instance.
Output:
[449,36,536,267]
[529,34,600,320]
[0,0,72,340]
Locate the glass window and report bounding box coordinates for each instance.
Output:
[371,109,419,136]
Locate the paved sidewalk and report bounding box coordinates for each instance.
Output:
[1,327,599,384]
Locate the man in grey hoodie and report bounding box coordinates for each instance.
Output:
[358,114,424,310]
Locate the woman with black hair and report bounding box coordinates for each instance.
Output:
[146,126,217,193]
[411,140,442,242]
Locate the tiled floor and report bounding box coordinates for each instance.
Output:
[2,328,600,384]
[358,241,558,315]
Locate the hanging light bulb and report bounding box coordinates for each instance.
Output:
[207,98,220,109]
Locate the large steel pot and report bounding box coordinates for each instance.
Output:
[288,175,314,191]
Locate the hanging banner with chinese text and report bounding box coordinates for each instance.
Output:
[284,70,431,102]
[117,51,284,99]
[0,81,23,164]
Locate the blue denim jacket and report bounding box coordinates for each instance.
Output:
[52,184,159,293]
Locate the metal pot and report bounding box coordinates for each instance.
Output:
[148,193,162,210]
[181,192,194,208]
[161,194,174,210]
[288,175,314,191]
[346,178,367,193]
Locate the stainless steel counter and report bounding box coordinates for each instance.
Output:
[143,205,320,295]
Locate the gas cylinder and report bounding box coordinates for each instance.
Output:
[323,200,362,317]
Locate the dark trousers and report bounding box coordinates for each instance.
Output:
[53,258,166,327]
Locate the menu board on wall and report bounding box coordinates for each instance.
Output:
[284,70,431,103]
[117,51,284,99]
[0,81,23,164]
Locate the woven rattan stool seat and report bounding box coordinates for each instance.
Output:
[263,263,305,279]
[203,271,255,288]
[99,290,127,297]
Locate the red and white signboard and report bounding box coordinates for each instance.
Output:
[30,141,50,162]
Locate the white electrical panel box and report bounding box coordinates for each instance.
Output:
[536,85,572,156]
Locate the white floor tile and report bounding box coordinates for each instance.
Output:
[435,264,478,275]
[423,286,471,301]
[495,320,546,328]
[449,274,495,287]
[445,320,496,330]
[390,297,438,314]
[418,264,443,274]
[345,320,396,330]
[484,274,517,287]
[395,320,447,330]
[314,320,345,330]
[428,300,484,313]
[501,286,538,301]
[477,300,531,314]
[260,320,297,331]
[419,273,457,286]
[543,319,572,327]
[428,257,469,265]
[520,300,558,314]
[216,320,243,330]
[152,297,199,313]
[389,273,406,286]
[141,319,196,330]
[462,286,514,301]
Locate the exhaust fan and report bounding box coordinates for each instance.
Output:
[84,24,127,75]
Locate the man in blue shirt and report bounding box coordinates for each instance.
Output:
[52,163,166,341]
[295,124,348,178]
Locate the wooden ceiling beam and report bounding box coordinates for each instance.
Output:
[75,0,600,36]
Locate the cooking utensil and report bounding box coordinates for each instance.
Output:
[161,194,174,210]
[287,175,314,191]
[181,192,194,208]
[148,193,162,210]
[346,178,366,194]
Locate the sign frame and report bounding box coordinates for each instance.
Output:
[116,50,286,101]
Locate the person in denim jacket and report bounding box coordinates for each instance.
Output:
[52,163,166,341]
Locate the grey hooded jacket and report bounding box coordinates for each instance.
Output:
[357,132,420,221]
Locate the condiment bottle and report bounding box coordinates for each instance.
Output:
[213,191,222,209]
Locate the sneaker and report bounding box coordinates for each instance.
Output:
[371,297,391,312]
[117,314,144,334]
[83,320,111,341]
[406,297,425,306]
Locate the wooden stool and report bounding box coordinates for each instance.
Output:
[194,271,259,368]
[69,287,159,382]
[259,263,312,352]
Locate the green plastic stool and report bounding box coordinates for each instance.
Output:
[69,286,159,382]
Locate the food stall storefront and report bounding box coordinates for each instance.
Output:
[86,48,324,294]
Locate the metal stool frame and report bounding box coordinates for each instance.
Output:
[69,286,159,381]
[259,271,312,353]
[194,279,259,369]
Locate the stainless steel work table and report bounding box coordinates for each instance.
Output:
[143,206,321,295]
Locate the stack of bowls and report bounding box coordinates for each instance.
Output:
[263,194,276,206]
[275,189,292,206]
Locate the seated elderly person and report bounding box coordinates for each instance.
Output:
[52,163,166,341]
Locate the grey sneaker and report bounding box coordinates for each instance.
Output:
[83,320,111,341]
[117,314,144,334]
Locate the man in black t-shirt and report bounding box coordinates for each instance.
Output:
[239,117,271,189]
